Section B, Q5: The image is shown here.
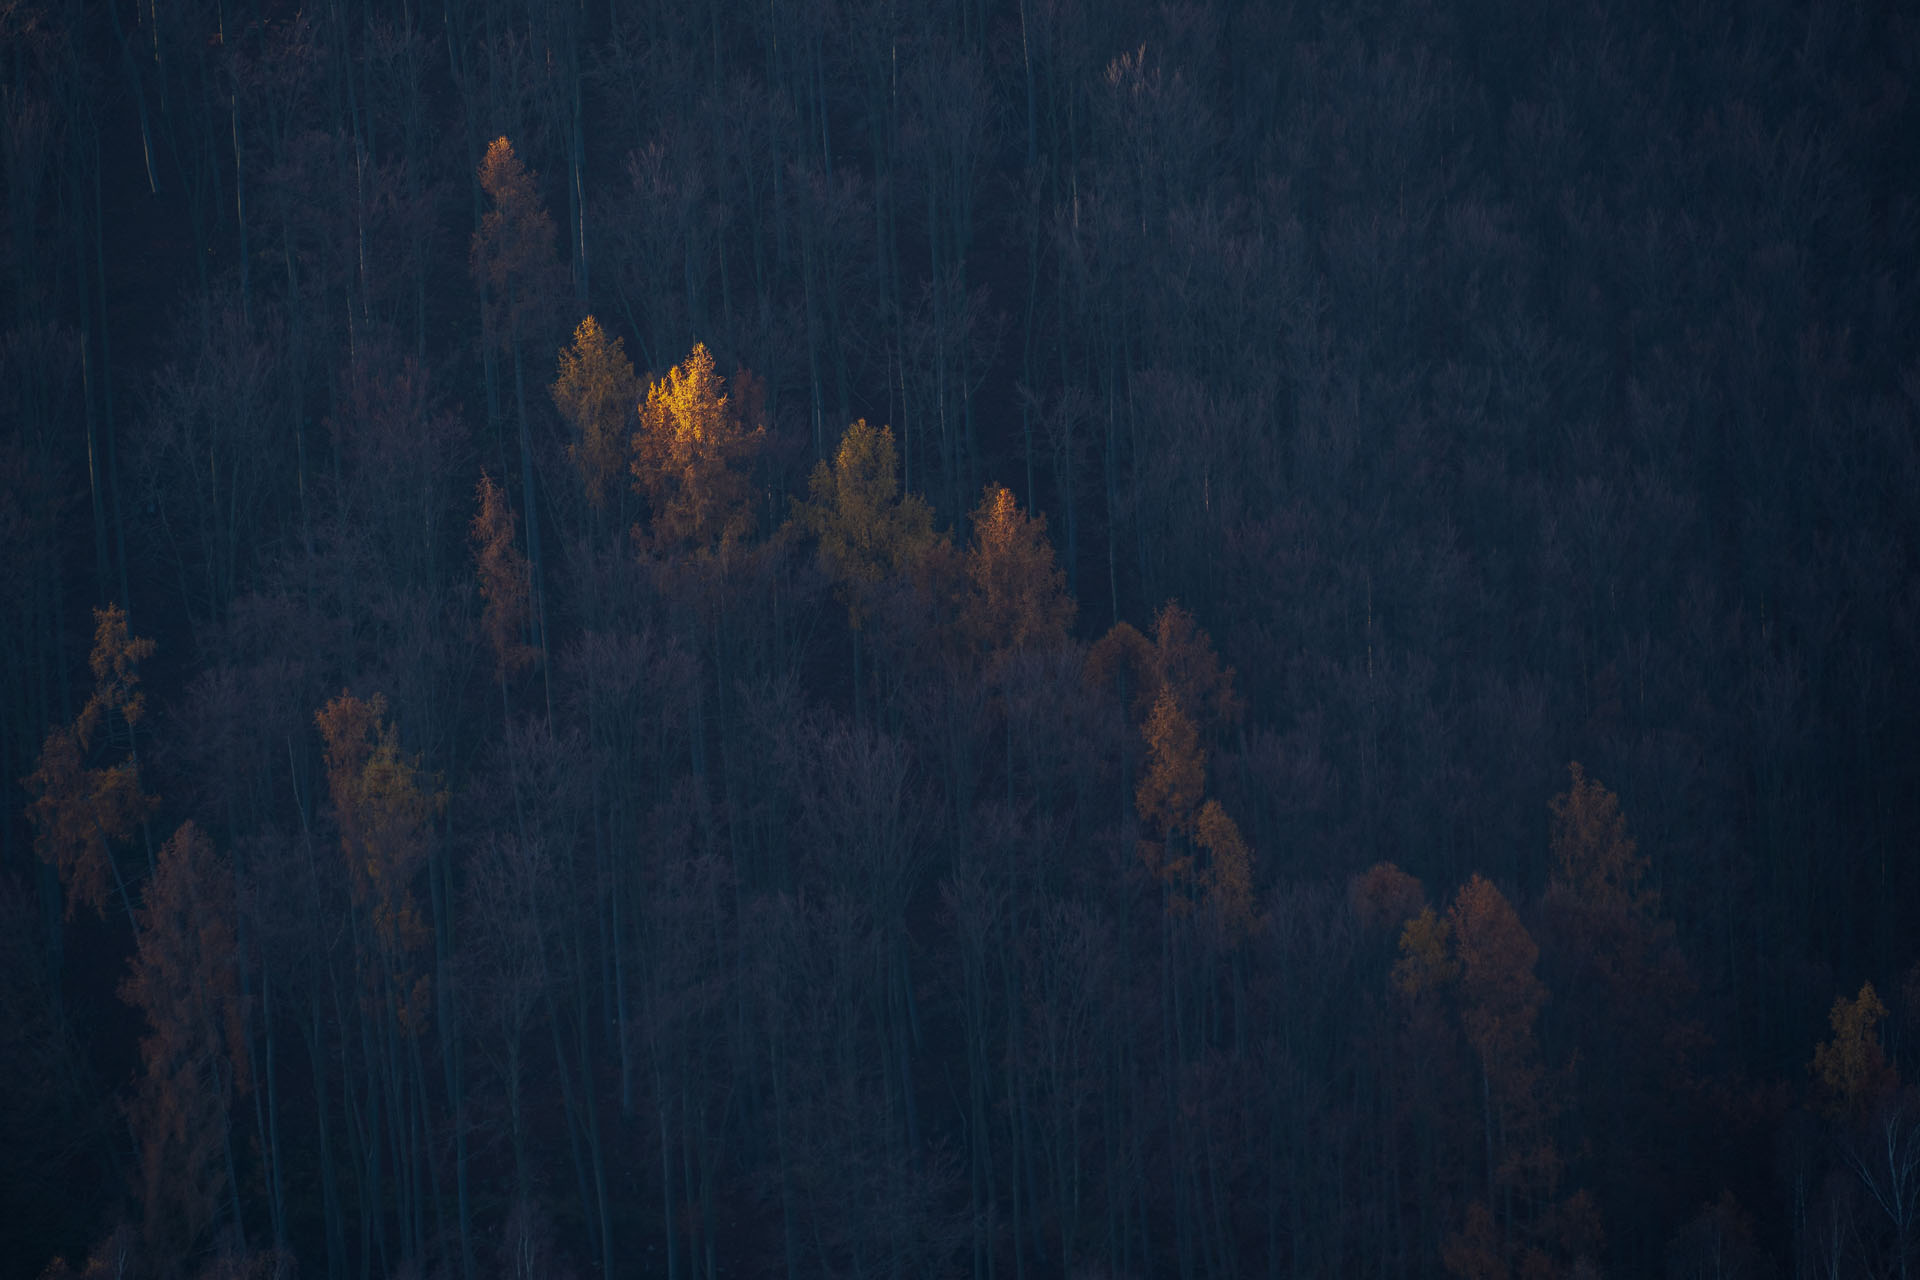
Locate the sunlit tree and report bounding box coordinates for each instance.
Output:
[551,315,639,513]
[632,342,766,554]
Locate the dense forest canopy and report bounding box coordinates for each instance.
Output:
[3,0,1919,1275]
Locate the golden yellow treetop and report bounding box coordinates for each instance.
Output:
[632,343,766,553]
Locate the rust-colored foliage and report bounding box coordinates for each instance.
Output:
[120,821,245,1263]
[551,316,639,510]
[1147,601,1241,734]
[1414,875,1571,1276]
[1084,619,1154,702]
[1194,798,1256,938]
[1811,981,1899,1120]
[87,602,154,725]
[471,138,557,346]
[1352,862,1427,935]
[1117,606,1256,934]
[1449,874,1546,1077]
[792,419,940,628]
[1138,686,1204,840]
[632,342,766,553]
[316,691,443,1029]
[1549,762,1651,915]
[962,484,1073,659]
[1086,600,1238,737]
[1542,760,1702,1089]
[23,604,158,918]
[471,474,537,680]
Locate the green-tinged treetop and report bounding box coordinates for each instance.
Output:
[793,419,940,628]
[552,316,639,511]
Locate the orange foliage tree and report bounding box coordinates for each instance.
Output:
[120,820,246,1263]
[23,604,158,921]
[1400,874,1575,1278]
[632,342,767,555]
[471,136,562,669]
[1450,875,1548,1123]
[1118,606,1256,939]
[471,473,537,683]
[1086,600,1241,736]
[961,483,1074,661]
[551,315,639,513]
[1812,981,1899,1122]
[471,138,558,349]
[1540,762,1702,1244]
[1549,762,1651,916]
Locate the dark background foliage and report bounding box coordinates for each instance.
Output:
[3,0,1918,1275]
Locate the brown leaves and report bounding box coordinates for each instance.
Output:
[1549,762,1651,916]
[120,821,244,1263]
[1351,861,1427,935]
[1194,798,1256,938]
[315,691,442,1018]
[1144,601,1240,735]
[1409,874,1568,1276]
[471,138,560,345]
[1086,600,1239,739]
[632,342,766,555]
[1812,981,1899,1121]
[961,484,1073,661]
[1138,686,1204,838]
[88,603,156,728]
[22,605,157,919]
[1121,608,1258,939]
[1450,874,1547,1076]
[471,474,537,680]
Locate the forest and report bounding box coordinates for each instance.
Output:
[2,0,1918,1275]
